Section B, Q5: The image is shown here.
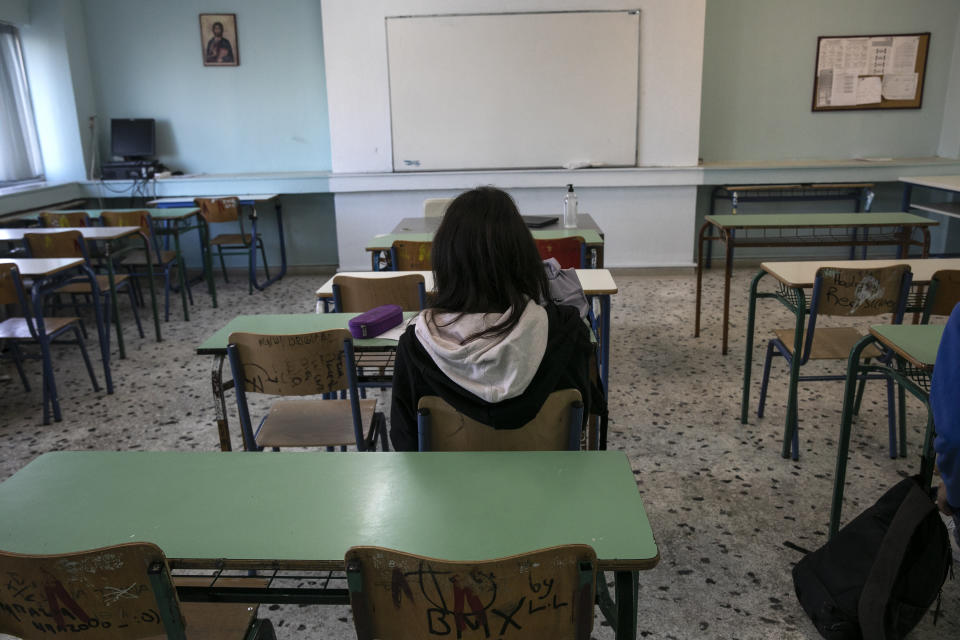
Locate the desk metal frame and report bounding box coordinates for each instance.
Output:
[696,213,936,355]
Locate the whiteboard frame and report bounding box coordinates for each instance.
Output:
[385,9,641,172]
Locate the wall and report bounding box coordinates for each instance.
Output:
[81,0,331,174]
[938,14,960,159]
[700,0,960,163]
[323,0,705,172]
[0,1,28,24]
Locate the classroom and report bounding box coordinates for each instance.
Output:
[1,1,959,638]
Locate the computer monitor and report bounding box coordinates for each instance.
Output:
[110,118,155,161]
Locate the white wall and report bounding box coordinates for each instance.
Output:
[939,15,960,159]
[0,0,29,24]
[322,0,705,173]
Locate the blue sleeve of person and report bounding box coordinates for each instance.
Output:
[932,302,960,509]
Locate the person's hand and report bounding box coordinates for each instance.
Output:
[936,481,954,516]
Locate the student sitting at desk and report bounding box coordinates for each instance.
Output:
[390,186,604,451]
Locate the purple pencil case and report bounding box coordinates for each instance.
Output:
[348,304,403,338]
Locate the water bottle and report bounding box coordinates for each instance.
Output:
[563,184,578,229]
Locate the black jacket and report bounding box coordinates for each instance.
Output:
[390,303,605,451]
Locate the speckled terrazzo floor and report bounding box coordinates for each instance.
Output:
[0,267,957,639]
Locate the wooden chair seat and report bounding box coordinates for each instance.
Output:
[257,398,378,448]
[210,233,252,246]
[774,327,884,360]
[0,316,79,340]
[55,273,131,294]
[121,248,178,266]
[142,576,269,640]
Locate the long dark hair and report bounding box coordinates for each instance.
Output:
[429,186,548,342]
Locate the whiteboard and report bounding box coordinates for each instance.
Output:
[386,11,640,172]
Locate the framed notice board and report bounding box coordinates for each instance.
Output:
[812,33,929,111]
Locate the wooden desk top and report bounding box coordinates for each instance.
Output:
[196,312,416,355]
[368,228,604,251]
[0,451,659,572]
[391,214,602,235]
[869,324,945,370]
[899,175,960,192]
[705,212,937,229]
[0,257,85,277]
[16,208,199,222]
[0,226,141,241]
[315,269,618,298]
[148,195,279,206]
[760,258,960,288]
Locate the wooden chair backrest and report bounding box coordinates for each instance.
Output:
[100,210,151,232]
[229,329,352,395]
[418,389,582,451]
[535,237,584,269]
[333,274,424,312]
[39,211,90,228]
[346,545,597,640]
[392,241,432,270]
[0,263,22,306]
[423,198,452,218]
[194,197,241,224]
[813,265,910,317]
[927,270,960,317]
[0,542,185,640]
[25,230,85,259]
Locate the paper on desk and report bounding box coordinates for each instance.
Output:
[856,76,882,104]
[377,314,418,341]
[882,73,918,100]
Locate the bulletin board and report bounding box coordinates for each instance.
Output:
[812,33,929,111]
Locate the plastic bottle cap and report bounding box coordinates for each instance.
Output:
[567,184,574,191]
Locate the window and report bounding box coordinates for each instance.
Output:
[0,23,43,187]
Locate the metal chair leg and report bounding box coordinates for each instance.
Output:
[258,238,271,281]
[125,283,144,339]
[7,341,30,391]
[885,377,897,459]
[757,340,777,418]
[72,326,100,392]
[217,245,229,282]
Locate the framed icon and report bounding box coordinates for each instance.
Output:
[200,13,239,67]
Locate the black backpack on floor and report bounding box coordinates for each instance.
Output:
[792,476,952,639]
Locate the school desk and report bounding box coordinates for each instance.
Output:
[196,312,414,451]
[314,269,618,402]
[0,226,161,359]
[149,194,286,294]
[829,323,944,537]
[26,208,208,320]
[739,258,960,459]
[365,214,605,270]
[0,258,113,421]
[0,450,658,640]
[899,174,960,220]
[695,212,937,355]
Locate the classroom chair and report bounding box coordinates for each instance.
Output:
[422,197,452,218]
[100,209,192,322]
[194,197,269,294]
[535,236,587,269]
[756,265,912,461]
[389,240,432,270]
[38,210,92,227]
[227,329,387,452]
[331,273,426,312]
[0,542,275,640]
[345,544,597,640]
[921,269,960,323]
[417,389,584,451]
[0,263,99,425]
[24,230,144,347]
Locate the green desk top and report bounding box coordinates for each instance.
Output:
[705,212,937,229]
[869,324,945,369]
[366,228,604,251]
[54,208,199,220]
[0,451,658,571]
[196,312,415,354]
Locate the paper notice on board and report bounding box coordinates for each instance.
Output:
[830,71,859,106]
[818,39,844,72]
[856,76,882,104]
[865,37,893,75]
[841,38,869,71]
[891,36,919,73]
[882,73,918,100]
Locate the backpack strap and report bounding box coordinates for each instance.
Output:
[858,482,936,639]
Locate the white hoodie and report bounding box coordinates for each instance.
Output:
[414,299,548,403]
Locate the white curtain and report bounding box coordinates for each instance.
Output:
[0,23,43,184]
